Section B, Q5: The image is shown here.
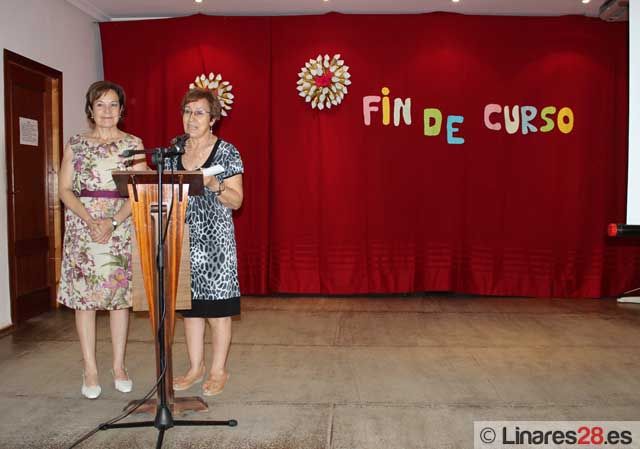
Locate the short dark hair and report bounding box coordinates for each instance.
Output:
[180,88,222,120]
[85,80,126,124]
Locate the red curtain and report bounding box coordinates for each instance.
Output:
[101,13,638,298]
[101,14,272,292]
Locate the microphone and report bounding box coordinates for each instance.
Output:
[169,133,190,154]
[119,134,190,158]
[120,148,152,158]
[608,223,640,237]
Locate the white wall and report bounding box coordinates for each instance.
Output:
[0,0,103,329]
[628,2,640,223]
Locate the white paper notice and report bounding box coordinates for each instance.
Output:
[19,117,38,146]
[202,164,225,177]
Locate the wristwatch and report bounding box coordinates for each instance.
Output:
[111,218,118,230]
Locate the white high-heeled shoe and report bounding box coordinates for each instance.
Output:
[81,373,101,399]
[112,369,133,393]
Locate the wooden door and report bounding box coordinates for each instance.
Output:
[4,50,62,323]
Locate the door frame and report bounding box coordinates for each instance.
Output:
[4,49,63,324]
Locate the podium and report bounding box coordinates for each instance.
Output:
[113,170,207,413]
[91,164,236,449]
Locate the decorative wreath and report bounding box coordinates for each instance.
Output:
[189,72,234,117]
[297,54,351,110]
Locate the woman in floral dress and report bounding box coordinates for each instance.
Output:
[57,81,145,399]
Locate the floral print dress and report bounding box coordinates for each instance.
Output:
[57,133,141,310]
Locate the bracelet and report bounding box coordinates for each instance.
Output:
[215,179,226,196]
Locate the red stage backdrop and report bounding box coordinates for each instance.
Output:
[101,13,638,298]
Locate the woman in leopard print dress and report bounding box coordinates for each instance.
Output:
[169,88,244,396]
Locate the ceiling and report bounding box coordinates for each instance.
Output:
[67,0,610,21]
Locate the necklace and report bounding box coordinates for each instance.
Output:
[87,132,123,144]
[184,136,217,170]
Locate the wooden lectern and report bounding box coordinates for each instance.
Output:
[113,170,207,414]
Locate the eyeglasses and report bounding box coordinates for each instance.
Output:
[182,108,211,118]
[94,102,120,110]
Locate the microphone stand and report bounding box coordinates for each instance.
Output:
[97,145,237,448]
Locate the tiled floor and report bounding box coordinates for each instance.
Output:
[1,295,639,448]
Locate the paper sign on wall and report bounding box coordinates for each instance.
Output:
[19,117,38,146]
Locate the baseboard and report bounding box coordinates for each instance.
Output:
[0,324,16,338]
[617,296,640,304]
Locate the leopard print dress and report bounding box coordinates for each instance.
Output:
[167,138,244,317]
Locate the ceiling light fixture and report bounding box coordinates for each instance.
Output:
[581,0,590,3]
[452,0,460,3]
[195,0,203,3]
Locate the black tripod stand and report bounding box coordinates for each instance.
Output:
[99,145,237,448]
